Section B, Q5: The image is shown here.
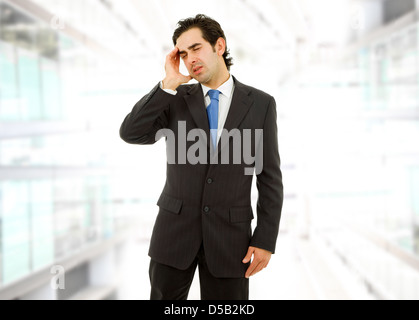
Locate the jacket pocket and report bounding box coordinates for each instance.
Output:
[229,206,254,223]
[157,193,183,214]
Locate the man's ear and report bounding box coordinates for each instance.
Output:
[216,37,226,56]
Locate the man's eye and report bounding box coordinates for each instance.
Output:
[193,47,201,51]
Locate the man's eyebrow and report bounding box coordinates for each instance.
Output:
[179,43,202,55]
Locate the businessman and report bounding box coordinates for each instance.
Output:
[120,14,283,300]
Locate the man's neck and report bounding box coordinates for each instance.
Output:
[204,68,230,90]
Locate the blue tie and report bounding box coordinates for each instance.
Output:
[207,90,220,150]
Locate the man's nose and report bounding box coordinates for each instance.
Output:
[188,54,197,66]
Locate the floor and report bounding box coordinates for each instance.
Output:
[116,231,376,300]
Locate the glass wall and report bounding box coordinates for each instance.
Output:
[279,18,419,299]
[0,0,150,287]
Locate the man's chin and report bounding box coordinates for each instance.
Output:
[193,74,210,85]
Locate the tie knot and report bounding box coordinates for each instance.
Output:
[208,90,220,101]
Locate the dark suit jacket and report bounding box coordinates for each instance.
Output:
[120,76,283,278]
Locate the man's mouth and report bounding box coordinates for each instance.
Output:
[193,66,203,74]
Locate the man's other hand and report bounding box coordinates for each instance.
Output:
[242,246,272,278]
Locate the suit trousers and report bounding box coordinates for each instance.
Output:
[149,245,249,300]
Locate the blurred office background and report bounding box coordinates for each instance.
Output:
[1,0,419,300]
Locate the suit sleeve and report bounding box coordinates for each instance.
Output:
[120,83,177,145]
[250,96,284,254]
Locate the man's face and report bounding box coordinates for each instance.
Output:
[176,28,222,85]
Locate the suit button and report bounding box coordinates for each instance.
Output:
[203,206,210,213]
[207,178,213,184]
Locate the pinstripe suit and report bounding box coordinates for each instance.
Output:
[120,76,283,279]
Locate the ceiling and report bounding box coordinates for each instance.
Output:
[104,0,358,81]
[1,0,382,83]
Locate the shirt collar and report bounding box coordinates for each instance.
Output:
[201,74,234,99]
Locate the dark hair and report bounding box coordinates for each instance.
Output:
[172,14,233,71]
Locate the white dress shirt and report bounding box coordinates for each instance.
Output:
[161,75,235,145]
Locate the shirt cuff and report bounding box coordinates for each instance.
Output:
[160,81,177,95]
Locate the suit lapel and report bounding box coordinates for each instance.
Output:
[222,77,253,134]
[183,78,254,158]
[216,77,254,156]
[184,83,210,144]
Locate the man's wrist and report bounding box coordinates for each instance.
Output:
[160,81,177,95]
[249,240,275,254]
[162,78,180,91]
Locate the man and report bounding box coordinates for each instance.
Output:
[120,14,283,300]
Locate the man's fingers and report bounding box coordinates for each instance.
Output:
[242,247,254,264]
[167,47,181,65]
[253,262,265,275]
[168,46,179,58]
[245,260,264,279]
[245,261,256,279]
[243,247,272,278]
